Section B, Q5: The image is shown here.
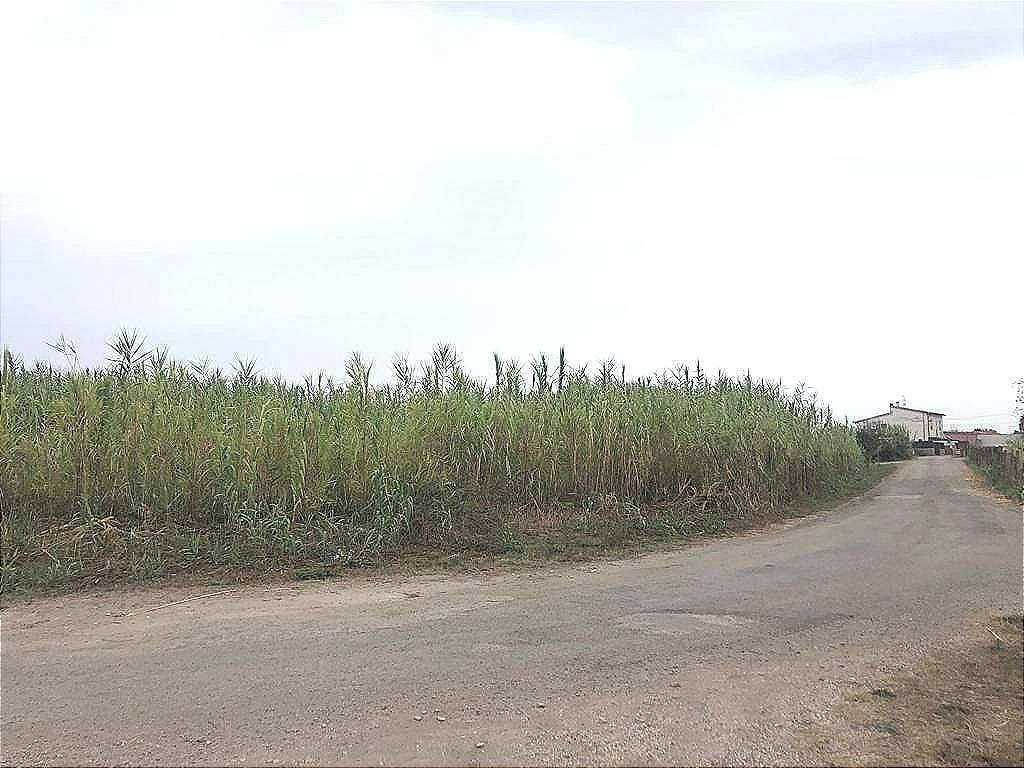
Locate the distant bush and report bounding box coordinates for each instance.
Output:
[856,423,914,462]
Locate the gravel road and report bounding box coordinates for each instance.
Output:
[2,456,1021,766]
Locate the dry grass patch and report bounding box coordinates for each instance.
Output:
[842,614,1024,767]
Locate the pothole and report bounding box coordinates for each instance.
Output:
[619,610,757,635]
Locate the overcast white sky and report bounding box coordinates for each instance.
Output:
[2,1,1022,429]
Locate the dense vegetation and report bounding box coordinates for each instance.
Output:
[855,422,914,462]
[963,377,1022,501]
[966,441,1024,504]
[1,332,868,591]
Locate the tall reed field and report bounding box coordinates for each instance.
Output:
[1,331,868,592]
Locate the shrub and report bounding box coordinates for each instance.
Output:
[855,423,914,462]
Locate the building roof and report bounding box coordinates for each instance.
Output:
[853,405,946,423]
[853,412,891,423]
[892,405,945,416]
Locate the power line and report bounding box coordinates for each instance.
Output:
[944,412,1017,419]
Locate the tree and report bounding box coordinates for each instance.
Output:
[1016,378,1023,433]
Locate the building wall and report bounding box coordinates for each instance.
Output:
[944,431,980,446]
[976,433,1021,448]
[945,430,1000,447]
[857,407,944,441]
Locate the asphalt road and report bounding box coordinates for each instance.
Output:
[2,457,1021,766]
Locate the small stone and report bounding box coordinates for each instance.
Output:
[413,715,422,722]
[475,742,485,749]
[436,715,446,722]
[536,703,546,709]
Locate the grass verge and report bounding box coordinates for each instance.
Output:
[965,457,1024,504]
[1,463,896,600]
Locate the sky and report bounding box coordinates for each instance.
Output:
[1,1,1022,430]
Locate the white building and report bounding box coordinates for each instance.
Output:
[976,432,1022,448]
[853,403,945,441]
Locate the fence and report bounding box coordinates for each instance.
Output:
[965,443,1024,502]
